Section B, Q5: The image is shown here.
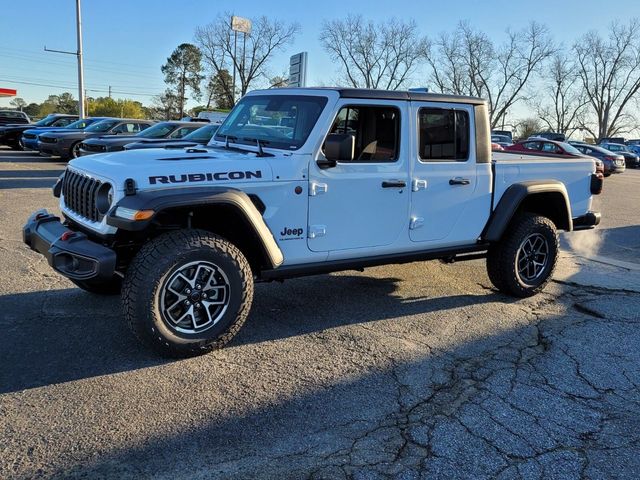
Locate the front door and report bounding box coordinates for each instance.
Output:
[307,100,410,252]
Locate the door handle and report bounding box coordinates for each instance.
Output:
[382,180,407,188]
[449,177,470,186]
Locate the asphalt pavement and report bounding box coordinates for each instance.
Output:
[0,148,639,479]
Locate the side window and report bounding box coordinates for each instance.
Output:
[523,141,541,151]
[418,108,469,161]
[328,105,400,162]
[111,123,128,133]
[542,142,559,153]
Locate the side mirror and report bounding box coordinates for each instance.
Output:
[319,133,354,168]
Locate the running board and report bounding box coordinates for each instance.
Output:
[260,244,489,281]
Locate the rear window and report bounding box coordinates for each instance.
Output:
[418,108,469,161]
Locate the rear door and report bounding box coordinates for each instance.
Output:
[409,102,492,245]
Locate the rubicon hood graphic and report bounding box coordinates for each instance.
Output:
[68,146,274,190]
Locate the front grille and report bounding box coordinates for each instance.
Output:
[81,143,106,153]
[23,133,37,140]
[39,136,57,144]
[62,169,103,222]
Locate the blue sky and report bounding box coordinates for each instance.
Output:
[1,0,638,111]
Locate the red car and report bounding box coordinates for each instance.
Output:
[504,138,604,176]
[505,138,585,157]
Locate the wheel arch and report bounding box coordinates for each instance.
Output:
[107,187,284,271]
[483,181,572,242]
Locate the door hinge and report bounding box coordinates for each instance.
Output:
[308,225,327,238]
[309,182,328,196]
[409,217,424,230]
[412,179,428,191]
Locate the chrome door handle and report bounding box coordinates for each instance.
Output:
[449,177,470,185]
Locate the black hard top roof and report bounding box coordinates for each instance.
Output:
[335,88,486,105]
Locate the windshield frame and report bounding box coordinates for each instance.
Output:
[213,94,329,151]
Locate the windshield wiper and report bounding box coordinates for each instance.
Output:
[241,137,271,157]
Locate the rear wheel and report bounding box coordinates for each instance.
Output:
[486,213,558,297]
[122,230,253,358]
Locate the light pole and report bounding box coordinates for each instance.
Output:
[44,0,85,118]
[230,16,252,105]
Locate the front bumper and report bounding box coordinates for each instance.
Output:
[23,210,116,281]
[22,137,39,151]
[38,141,70,157]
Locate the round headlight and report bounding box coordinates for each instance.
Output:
[96,183,114,215]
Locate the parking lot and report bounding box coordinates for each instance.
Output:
[1,147,639,479]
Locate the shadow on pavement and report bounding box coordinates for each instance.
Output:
[0,274,505,395]
[29,289,640,480]
[0,168,63,189]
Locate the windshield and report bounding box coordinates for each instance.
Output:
[558,142,582,155]
[185,124,218,142]
[85,120,118,132]
[214,95,328,150]
[34,115,59,127]
[606,144,626,152]
[65,119,94,129]
[137,123,174,138]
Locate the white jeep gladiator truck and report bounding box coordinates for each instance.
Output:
[23,88,602,357]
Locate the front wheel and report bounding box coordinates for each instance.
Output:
[486,213,558,297]
[122,230,254,357]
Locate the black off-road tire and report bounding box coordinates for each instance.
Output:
[72,276,122,295]
[486,213,558,298]
[9,141,23,151]
[121,229,253,358]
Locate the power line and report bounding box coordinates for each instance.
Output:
[0,78,159,98]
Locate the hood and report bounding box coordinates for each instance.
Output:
[24,126,69,135]
[125,140,200,151]
[41,130,96,139]
[82,135,138,147]
[68,146,275,191]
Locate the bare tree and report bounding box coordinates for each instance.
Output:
[533,52,587,136]
[320,16,429,90]
[195,14,299,104]
[426,21,555,129]
[9,97,27,111]
[574,20,640,141]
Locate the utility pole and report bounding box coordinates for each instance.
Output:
[44,0,85,118]
[108,85,112,98]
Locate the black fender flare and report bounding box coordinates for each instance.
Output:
[482,180,572,242]
[106,187,284,268]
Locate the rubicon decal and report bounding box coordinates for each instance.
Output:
[149,170,262,184]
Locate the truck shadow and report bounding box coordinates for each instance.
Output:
[0,168,64,189]
[0,273,510,394]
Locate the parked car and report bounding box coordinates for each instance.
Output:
[21,117,110,151]
[38,118,153,160]
[626,144,640,157]
[491,129,513,141]
[600,137,626,144]
[491,134,513,148]
[0,114,77,150]
[531,131,566,142]
[123,123,220,151]
[0,110,30,126]
[79,121,202,156]
[597,142,640,168]
[505,139,584,157]
[572,144,625,176]
[625,139,640,146]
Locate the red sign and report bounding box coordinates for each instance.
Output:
[0,88,17,97]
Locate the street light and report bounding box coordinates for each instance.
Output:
[230,15,251,105]
[44,0,85,118]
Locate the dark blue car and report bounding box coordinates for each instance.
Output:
[21,117,110,151]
